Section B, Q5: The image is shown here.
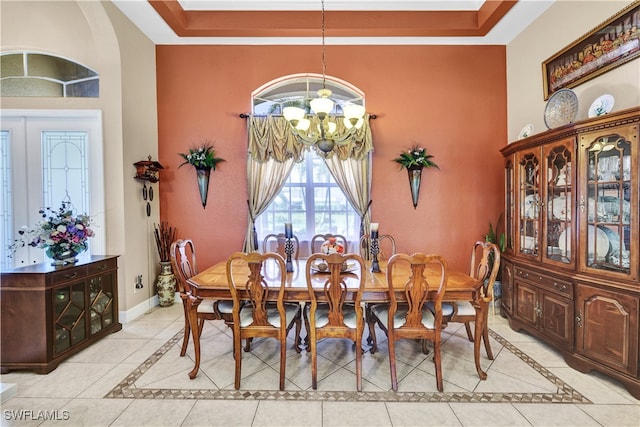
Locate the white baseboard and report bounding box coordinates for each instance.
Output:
[119,293,180,324]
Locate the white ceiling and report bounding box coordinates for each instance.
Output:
[112,0,555,45]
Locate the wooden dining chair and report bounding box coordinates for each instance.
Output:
[369,253,448,391]
[226,251,303,390]
[311,233,349,254]
[262,233,300,260]
[436,241,500,360]
[304,252,367,391]
[170,239,234,357]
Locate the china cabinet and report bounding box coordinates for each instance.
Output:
[501,107,639,399]
[0,256,121,374]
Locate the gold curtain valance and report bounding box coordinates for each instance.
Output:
[247,114,374,162]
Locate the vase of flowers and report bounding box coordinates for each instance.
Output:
[9,201,94,266]
[178,142,225,208]
[393,145,439,209]
[154,222,177,307]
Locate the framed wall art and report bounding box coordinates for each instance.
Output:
[542,1,640,100]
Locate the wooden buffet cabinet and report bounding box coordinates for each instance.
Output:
[1,256,122,374]
[500,107,639,399]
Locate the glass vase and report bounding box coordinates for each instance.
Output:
[196,167,211,208]
[407,166,423,209]
[48,246,84,266]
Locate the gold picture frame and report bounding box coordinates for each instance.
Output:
[542,1,640,100]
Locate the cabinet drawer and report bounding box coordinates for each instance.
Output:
[50,266,88,285]
[514,267,572,298]
[88,258,117,275]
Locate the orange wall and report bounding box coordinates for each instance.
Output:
[156,44,507,271]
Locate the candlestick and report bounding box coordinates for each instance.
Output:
[284,222,293,238]
[284,236,294,272]
[370,232,381,273]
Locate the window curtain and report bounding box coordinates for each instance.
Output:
[323,153,372,258]
[243,114,374,253]
[243,116,302,252]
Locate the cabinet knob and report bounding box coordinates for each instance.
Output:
[65,272,78,279]
[97,264,107,270]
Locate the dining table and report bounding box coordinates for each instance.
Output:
[185,258,489,382]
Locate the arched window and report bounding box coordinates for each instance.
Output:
[0,51,99,97]
[250,74,369,254]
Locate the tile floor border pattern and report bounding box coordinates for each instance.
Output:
[105,329,591,404]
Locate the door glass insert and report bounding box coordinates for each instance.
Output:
[545,145,572,263]
[519,153,540,256]
[585,134,630,273]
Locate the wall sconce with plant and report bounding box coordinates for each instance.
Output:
[178,142,225,208]
[393,145,439,209]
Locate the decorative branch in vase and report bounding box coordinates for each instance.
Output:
[393,144,439,209]
[153,221,177,307]
[178,142,225,208]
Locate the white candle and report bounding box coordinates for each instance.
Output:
[370,222,379,238]
[284,223,293,238]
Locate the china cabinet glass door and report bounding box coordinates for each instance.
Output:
[517,150,541,259]
[543,139,574,267]
[53,282,86,355]
[578,125,638,281]
[505,157,515,254]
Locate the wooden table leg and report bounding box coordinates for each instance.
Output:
[473,300,488,380]
[187,293,203,379]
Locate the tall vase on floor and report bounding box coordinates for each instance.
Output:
[156,261,176,307]
[196,166,211,208]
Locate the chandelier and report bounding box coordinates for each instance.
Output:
[282,0,366,153]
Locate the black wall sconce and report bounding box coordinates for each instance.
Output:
[133,155,164,217]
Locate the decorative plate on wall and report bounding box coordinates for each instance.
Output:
[588,94,615,118]
[544,89,578,129]
[518,124,534,139]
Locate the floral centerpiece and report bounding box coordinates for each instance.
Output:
[393,144,439,170]
[320,237,345,255]
[9,201,94,265]
[178,142,225,170]
[178,142,225,208]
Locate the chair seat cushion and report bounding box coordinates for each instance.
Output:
[306,303,357,329]
[196,300,217,314]
[451,301,476,316]
[425,301,457,317]
[216,300,234,314]
[239,302,300,328]
[371,303,435,329]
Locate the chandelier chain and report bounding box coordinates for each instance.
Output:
[321,0,326,88]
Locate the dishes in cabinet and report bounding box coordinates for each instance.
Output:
[587,198,607,222]
[549,195,571,221]
[544,89,578,129]
[558,226,609,262]
[524,194,539,219]
[521,236,536,251]
[588,94,614,118]
[518,124,534,140]
[598,226,625,262]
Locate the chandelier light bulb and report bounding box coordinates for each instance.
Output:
[283,106,305,127]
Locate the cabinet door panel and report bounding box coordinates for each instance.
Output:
[576,284,638,376]
[540,291,573,349]
[514,281,538,327]
[501,260,514,315]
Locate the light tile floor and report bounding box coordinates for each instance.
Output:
[1,303,638,426]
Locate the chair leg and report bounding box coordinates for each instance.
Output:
[355,333,363,392]
[464,322,474,342]
[303,303,311,351]
[244,337,253,352]
[198,318,206,336]
[310,331,318,390]
[482,324,494,360]
[279,337,287,391]
[388,335,398,391]
[180,318,191,357]
[433,336,443,392]
[234,335,243,390]
[365,305,379,353]
[293,313,302,353]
